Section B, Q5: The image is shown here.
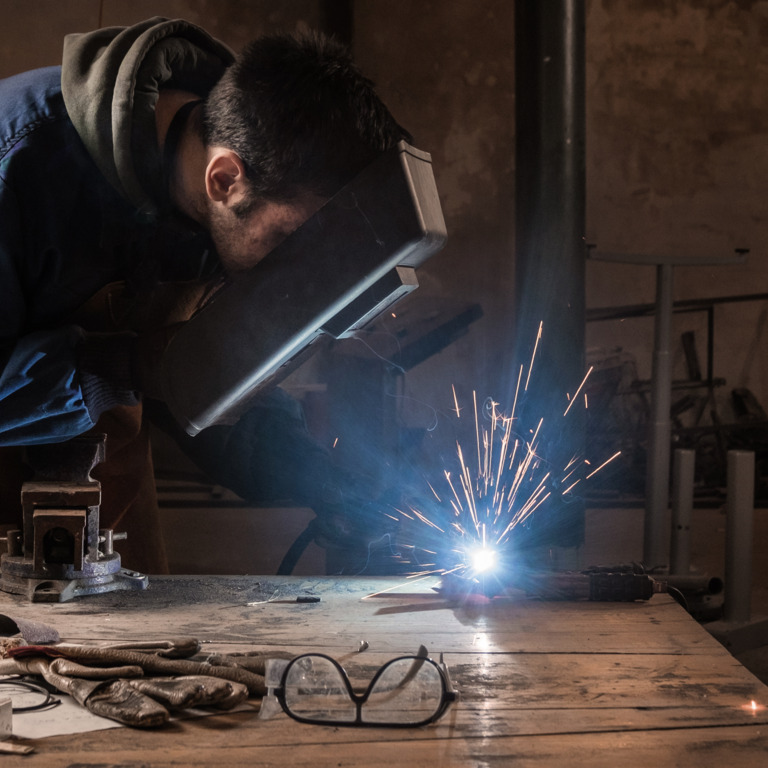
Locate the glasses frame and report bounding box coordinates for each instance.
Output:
[270,651,458,728]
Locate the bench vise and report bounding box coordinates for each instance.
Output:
[0,435,147,602]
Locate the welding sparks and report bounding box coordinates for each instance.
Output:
[742,699,765,716]
[563,365,593,417]
[585,451,622,480]
[384,324,621,581]
[468,543,498,574]
[524,321,543,391]
[452,384,462,417]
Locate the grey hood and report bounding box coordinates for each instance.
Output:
[61,17,234,218]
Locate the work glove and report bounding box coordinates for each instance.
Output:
[73,279,222,401]
[146,388,419,573]
[0,638,289,728]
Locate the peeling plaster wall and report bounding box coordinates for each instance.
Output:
[351,1,516,432]
[585,0,768,419]
[0,1,326,75]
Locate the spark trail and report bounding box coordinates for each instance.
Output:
[392,327,621,577]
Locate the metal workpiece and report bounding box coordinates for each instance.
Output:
[159,141,447,435]
[439,566,664,602]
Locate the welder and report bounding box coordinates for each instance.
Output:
[0,17,411,573]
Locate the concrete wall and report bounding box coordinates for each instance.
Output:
[350,2,516,434]
[584,1,768,409]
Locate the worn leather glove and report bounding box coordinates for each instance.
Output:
[0,638,277,728]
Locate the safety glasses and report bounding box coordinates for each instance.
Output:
[262,648,458,727]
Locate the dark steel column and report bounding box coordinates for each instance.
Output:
[513,0,586,550]
[321,0,354,48]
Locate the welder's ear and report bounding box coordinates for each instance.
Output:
[205,149,248,205]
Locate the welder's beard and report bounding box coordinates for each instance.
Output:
[208,194,326,275]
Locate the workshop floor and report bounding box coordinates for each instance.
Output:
[584,506,768,686]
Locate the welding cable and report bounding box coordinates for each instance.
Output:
[0,677,60,712]
[666,584,689,611]
[277,518,319,574]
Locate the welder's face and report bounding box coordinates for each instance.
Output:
[210,193,326,275]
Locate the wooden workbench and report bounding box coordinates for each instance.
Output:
[1,575,767,766]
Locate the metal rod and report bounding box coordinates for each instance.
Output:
[586,290,768,323]
[724,450,755,624]
[706,305,714,384]
[670,448,695,575]
[643,263,674,568]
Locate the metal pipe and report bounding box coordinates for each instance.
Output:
[513,0,586,549]
[665,573,723,596]
[670,448,695,575]
[321,0,354,48]
[514,0,586,359]
[643,263,673,568]
[724,450,755,624]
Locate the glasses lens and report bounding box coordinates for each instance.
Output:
[364,657,444,724]
[283,655,358,723]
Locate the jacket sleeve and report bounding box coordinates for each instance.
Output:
[0,180,139,446]
[145,389,353,508]
[146,392,405,562]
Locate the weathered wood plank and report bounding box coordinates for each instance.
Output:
[3,719,768,768]
[0,576,717,655]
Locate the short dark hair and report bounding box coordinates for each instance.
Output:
[202,31,410,204]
